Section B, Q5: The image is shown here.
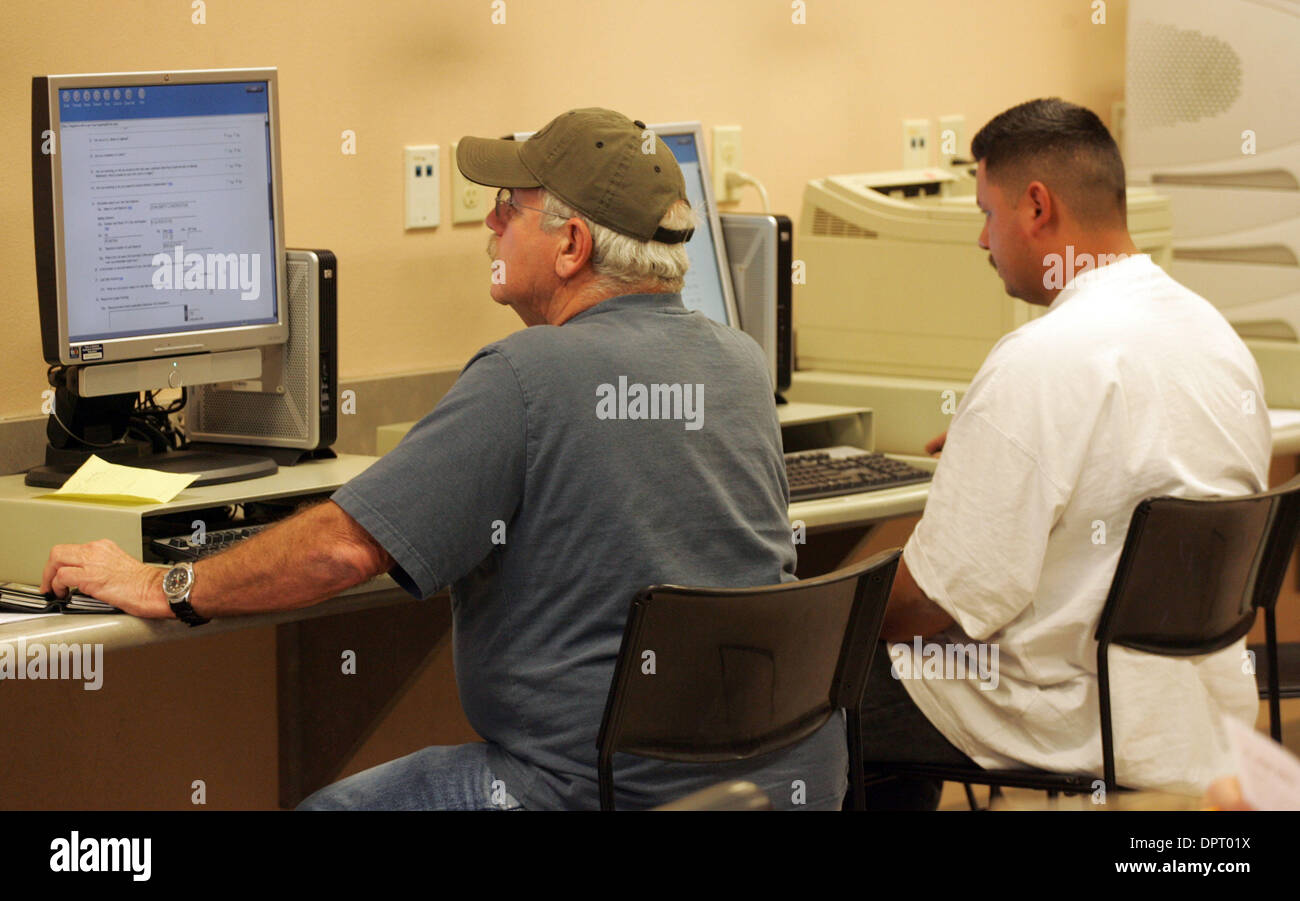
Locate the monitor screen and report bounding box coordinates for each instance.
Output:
[34,70,287,366]
[657,129,736,327]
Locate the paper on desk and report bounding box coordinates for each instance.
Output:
[1223,713,1300,810]
[40,455,198,505]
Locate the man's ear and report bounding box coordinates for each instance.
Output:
[555,218,593,280]
[1023,180,1055,236]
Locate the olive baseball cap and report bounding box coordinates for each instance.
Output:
[456,108,694,244]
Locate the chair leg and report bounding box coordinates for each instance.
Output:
[846,710,867,812]
[1267,608,1283,743]
[963,783,979,811]
[598,753,615,812]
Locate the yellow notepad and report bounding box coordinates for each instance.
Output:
[40,455,198,505]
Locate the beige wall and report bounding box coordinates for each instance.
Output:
[0,0,1127,420]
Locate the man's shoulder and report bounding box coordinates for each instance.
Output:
[479,298,766,370]
[477,299,652,361]
[964,300,1127,414]
[465,325,580,379]
[967,260,1262,422]
[968,318,1069,392]
[985,262,1211,366]
[470,321,643,391]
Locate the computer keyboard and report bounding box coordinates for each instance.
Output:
[785,446,932,501]
[151,523,271,562]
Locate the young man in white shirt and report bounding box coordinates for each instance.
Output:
[863,98,1270,808]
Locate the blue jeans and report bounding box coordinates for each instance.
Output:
[297,743,525,811]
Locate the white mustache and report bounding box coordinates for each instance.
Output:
[486,235,499,260]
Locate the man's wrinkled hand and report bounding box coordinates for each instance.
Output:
[40,539,171,619]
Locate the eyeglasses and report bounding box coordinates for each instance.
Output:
[493,187,571,224]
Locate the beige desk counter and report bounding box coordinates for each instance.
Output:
[0,575,407,654]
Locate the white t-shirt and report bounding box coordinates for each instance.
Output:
[897,253,1271,795]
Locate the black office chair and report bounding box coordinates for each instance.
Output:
[596,548,901,811]
[865,473,1300,807]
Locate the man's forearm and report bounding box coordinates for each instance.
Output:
[880,555,955,642]
[181,500,393,618]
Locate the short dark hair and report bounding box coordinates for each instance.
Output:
[971,98,1127,225]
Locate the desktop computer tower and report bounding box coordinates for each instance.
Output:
[721,213,793,396]
[188,248,338,462]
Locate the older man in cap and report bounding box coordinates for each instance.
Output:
[40,108,847,810]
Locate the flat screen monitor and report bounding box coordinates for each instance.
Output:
[33,68,288,369]
[650,122,740,329]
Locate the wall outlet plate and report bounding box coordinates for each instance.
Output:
[450,141,492,225]
[712,125,743,203]
[902,119,931,170]
[404,144,440,229]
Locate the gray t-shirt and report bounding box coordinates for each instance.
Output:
[333,292,847,810]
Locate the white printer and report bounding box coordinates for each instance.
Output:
[795,167,1173,381]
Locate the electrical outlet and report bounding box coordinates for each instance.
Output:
[450,141,492,224]
[938,114,965,167]
[902,119,930,170]
[712,125,743,203]
[404,144,440,229]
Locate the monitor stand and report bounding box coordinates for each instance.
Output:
[24,387,278,488]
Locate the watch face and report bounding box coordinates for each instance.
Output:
[163,565,192,597]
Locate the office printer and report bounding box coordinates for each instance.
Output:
[795,167,1173,381]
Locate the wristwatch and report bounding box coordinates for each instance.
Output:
[162,562,209,627]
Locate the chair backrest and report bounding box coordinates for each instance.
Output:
[1097,473,1300,655]
[596,548,900,810]
[1251,473,1300,615]
[1094,473,1300,788]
